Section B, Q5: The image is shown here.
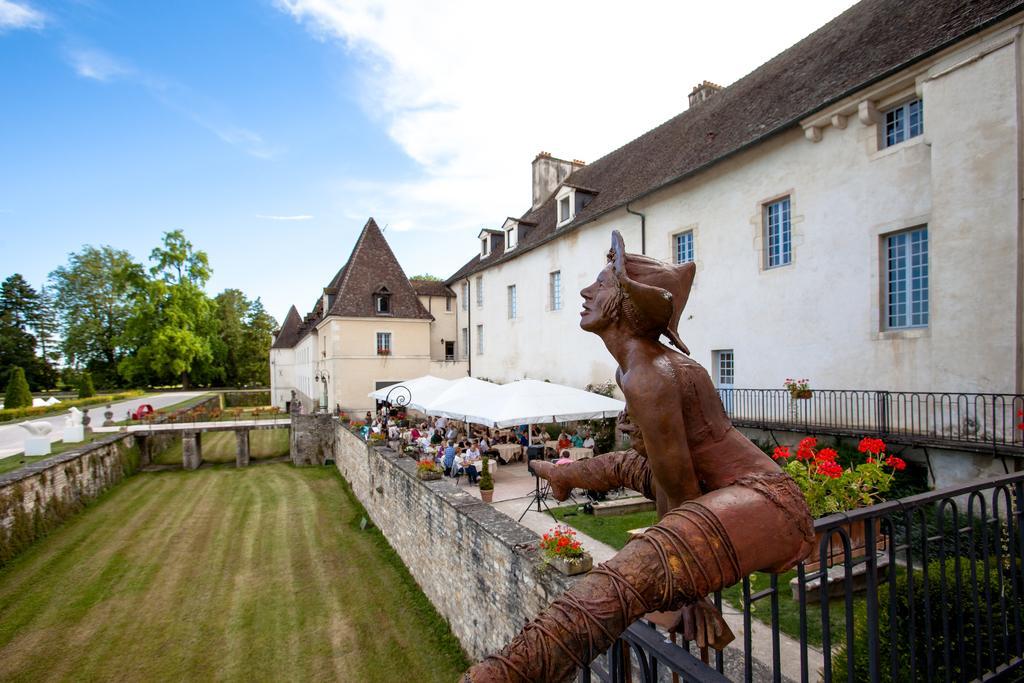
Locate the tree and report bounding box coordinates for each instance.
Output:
[0,274,55,390]
[239,297,276,386]
[4,366,32,409]
[409,274,442,281]
[49,246,142,387]
[77,371,96,399]
[212,290,276,387]
[119,231,215,389]
[32,285,60,369]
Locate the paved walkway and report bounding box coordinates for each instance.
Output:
[454,458,815,682]
[0,392,205,459]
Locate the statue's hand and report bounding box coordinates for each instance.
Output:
[678,599,734,650]
[528,461,572,501]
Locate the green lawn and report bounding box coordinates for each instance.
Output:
[0,464,468,681]
[552,504,848,647]
[152,429,290,465]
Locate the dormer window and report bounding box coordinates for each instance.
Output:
[477,228,501,258]
[374,287,391,315]
[558,194,573,226]
[481,237,490,258]
[505,225,518,250]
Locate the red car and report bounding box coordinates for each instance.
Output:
[131,404,155,420]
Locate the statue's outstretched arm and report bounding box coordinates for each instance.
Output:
[530,449,654,501]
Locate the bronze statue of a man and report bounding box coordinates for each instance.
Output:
[463,231,814,682]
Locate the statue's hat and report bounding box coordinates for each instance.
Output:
[608,230,696,354]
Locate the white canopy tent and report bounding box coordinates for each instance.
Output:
[368,375,453,412]
[424,378,624,428]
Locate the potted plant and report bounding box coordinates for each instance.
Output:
[416,458,443,481]
[773,436,906,570]
[539,525,593,576]
[478,456,494,503]
[784,377,813,399]
[403,444,420,458]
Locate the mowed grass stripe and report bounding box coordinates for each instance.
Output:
[0,464,468,682]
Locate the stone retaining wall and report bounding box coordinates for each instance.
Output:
[0,434,139,565]
[335,424,575,661]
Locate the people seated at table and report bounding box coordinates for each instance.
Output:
[463,441,482,484]
[388,423,400,441]
[410,425,421,441]
[570,430,584,448]
[557,432,571,451]
[583,433,595,450]
[430,430,443,445]
[442,441,457,476]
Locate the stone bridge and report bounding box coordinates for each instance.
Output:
[93,418,292,469]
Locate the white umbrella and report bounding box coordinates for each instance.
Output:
[420,377,504,425]
[368,375,453,412]
[483,379,624,428]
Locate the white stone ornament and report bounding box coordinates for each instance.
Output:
[64,408,85,443]
[19,421,53,456]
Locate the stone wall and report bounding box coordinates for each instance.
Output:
[291,414,336,466]
[0,434,140,565]
[335,424,575,661]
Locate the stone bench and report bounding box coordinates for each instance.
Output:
[591,496,656,517]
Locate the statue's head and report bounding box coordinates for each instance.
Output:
[579,230,696,353]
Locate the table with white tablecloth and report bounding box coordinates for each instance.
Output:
[492,443,523,464]
[559,447,594,461]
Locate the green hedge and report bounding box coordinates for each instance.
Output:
[222,390,271,408]
[833,557,1024,682]
[0,391,144,422]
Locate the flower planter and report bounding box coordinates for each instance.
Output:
[804,519,885,573]
[480,488,494,503]
[417,470,442,481]
[548,553,593,576]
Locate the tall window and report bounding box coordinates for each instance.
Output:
[476,324,484,355]
[885,227,929,329]
[476,276,484,307]
[445,296,452,312]
[549,271,562,311]
[461,327,468,359]
[376,332,392,355]
[374,287,391,314]
[764,197,792,268]
[461,282,469,311]
[558,196,571,225]
[444,341,455,361]
[674,231,694,264]
[507,285,517,319]
[883,99,923,148]
[506,226,517,250]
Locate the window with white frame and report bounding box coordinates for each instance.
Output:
[885,226,929,329]
[476,276,483,307]
[444,340,455,361]
[461,327,469,359]
[376,332,392,356]
[764,197,792,268]
[674,231,694,264]
[549,271,562,310]
[714,350,734,386]
[481,237,490,258]
[505,226,517,250]
[462,282,469,311]
[507,284,517,319]
[882,99,923,148]
[558,195,572,225]
[476,324,484,354]
[445,296,452,312]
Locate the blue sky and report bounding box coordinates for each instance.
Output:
[0,0,857,325]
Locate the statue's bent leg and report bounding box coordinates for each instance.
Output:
[463,472,813,683]
[529,450,653,501]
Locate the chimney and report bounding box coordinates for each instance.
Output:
[531,152,586,210]
[688,81,722,108]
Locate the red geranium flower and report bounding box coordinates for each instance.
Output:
[815,447,838,463]
[885,455,907,471]
[858,437,886,455]
[772,446,791,460]
[816,460,843,479]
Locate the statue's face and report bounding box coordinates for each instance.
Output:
[580,265,618,333]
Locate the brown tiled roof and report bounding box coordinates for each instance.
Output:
[447,0,1023,285]
[410,279,456,298]
[271,306,303,349]
[326,218,433,320]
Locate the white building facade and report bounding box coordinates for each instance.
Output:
[446,2,1024,398]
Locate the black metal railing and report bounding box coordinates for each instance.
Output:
[578,470,1024,682]
[716,388,1024,454]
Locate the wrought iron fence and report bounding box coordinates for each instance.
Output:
[716,388,1024,454]
[577,470,1024,682]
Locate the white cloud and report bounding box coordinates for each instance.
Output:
[66,48,132,82]
[256,214,315,221]
[277,0,859,240]
[0,0,44,32]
